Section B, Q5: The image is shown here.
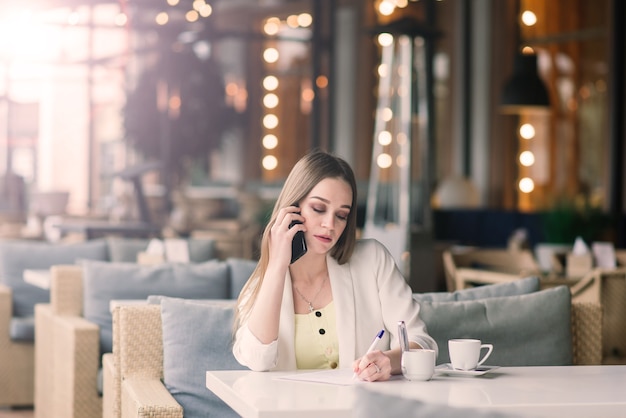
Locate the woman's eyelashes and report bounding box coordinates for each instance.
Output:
[311,206,349,221]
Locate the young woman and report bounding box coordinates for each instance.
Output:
[233,150,437,381]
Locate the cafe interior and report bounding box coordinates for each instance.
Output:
[0,0,625,417]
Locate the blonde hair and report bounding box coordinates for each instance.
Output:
[233,150,358,331]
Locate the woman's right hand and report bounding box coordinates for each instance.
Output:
[269,205,305,266]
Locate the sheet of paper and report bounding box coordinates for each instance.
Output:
[276,369,357,385]
[276,369,403,386]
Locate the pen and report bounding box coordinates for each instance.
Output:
[398,321,409,352]
[353,329,385,379]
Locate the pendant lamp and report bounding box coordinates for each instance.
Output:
[500,52,550,114]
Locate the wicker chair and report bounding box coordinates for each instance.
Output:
[35,255,255,418]
[570,301,602,365]
[443,248,541,291]
[0,284,35,407]
[570,267,626,364]
[34,265,105,418]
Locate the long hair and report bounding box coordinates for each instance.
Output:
[233,150,358,331]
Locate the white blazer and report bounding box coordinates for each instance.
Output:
[233,239,438,371]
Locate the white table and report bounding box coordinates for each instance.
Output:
[206,365,626,418]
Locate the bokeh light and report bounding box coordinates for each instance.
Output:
[519,177,535,193]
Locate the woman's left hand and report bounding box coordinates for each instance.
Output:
[352,350,392,382]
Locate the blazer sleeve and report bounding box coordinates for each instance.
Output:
[232,322,279,372]
[231,279,279,372]
[365,239,439,357]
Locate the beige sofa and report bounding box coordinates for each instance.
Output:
[116,305,182,418]
[112,292,602,417]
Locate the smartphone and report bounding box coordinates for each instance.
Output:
[289,206,307,265]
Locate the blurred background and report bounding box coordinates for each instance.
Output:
[0,0,623,289]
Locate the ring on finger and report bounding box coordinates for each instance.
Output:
[373,363,380,374]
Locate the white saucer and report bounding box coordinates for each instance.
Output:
[434,363,500,377]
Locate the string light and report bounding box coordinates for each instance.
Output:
[377,153,393,168]
[262,155,278,170]
[263,93,279,109]
[263,48,279,63]
[378,0,396,16]
[262,134,278,150]
[519,177,535,193]
[263,114,279,129]
[286,14,299,28]
[297,13,312,28]
[198,4,212,17]
[521,11,537,27]
[378,33,394,47]
[263,76,279,91]
[185,10,199,22]
[381,107,393,122]
[155,12,169,25]
[377,131,392,146]
[519,151,535,167]
[519,123,535,139]
[264,19,280,36]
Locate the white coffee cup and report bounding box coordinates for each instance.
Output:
[401,349,436,381]
[448,339,493,371]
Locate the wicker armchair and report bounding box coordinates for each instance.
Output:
[34,265,106,418]
[35,255,254,418]
[443,248,541,291]
[0,284,35,407]
[570,267,626,364]
[570,301,602,365]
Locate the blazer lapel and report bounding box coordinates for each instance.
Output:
[327,254,357,367]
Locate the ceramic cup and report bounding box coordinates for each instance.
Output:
[401,349,436,381]
[448,339,493,371]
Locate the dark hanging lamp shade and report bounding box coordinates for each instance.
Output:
[500,53,550,114]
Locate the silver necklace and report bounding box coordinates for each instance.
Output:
[293,275,327,313]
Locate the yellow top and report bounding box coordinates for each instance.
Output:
[294,300,340,369]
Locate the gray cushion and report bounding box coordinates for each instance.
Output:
[0,239,109,317]
[160,297,246,418]
[107,238,217,263]
[10,316,35,341]
[419,285,572,366]
[413,276,540,303]
[106,238,149,262]
[147,295,235,307]
[226,257,257,299]
[353,387,523,418]
[188,239,218,263]
[82,259,230,355]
